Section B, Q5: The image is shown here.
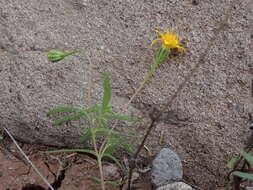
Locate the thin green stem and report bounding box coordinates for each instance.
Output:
[99,50,169,164]
[65,50,84,57]
[98,60,161,156]
[124,61,159,110]
[97,156,106,190]
[91,132,105,190]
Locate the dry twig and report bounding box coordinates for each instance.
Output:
[3,127,55,190]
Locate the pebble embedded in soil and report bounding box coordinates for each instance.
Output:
[156,182,194,190]
[103,163,120,180]
[151,148,183,187]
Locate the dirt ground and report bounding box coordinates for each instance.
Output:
[0,139,152,190]
[0,0,253,190]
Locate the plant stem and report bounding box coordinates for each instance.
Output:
[65,50,84,57]
[97,156,106,190]
[91,132,106,190]
[86,54,93,107]
[124,61,159,110]
[126,1,236,187]
[99,60,161,152]
[4,128,55,190]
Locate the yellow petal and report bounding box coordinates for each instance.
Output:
[151,38,162,46]
[155,30,165,38]
[176,45,186,51]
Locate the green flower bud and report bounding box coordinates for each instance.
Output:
[47,49,83,62]
[154,47,170,64]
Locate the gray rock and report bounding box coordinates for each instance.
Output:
[151,148,183,187]
[103,164,120,181]
[245,187,253,190]
[156,182,193,190]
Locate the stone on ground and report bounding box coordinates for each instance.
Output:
[156,182,194,190]
[151,148,183,187]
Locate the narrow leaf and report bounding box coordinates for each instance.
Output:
[86,105,100,113]
[104,144,117,155]
[47,106,83,116]
[52,111,86,125]
[121,141,135,155]
[91,177,102,183]
[227,157,240,169]
[102,72,111,114]
[95,128,120,136]
[80,129,92,143]
[95,117,108,128]
[91,177,120,187]
[89,184,101,188]
[46,149,97,157]
[93,128,140,139]
[102,153,123,170]
[105,180,120,187]
[48,105,98,116]
[232,171,253,180]
[240,151,253,167]
[104,114,138,121]
[104,137,120,155]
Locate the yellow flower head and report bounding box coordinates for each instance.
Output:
[152,30,185,51]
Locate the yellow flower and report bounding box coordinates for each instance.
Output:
[152,30,185,51]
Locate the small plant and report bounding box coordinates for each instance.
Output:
[126,30,185,107]
[227,150,253,190]
[46,30,185,190]
[46,50,138,189]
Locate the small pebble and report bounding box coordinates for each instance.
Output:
[192,0,199,6]
[156,182,194,190]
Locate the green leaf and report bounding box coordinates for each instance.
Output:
[49,105,100,125]
[104,143,117,155]
[154,47,170,64]
[86,105,100,113]
[232,171,253,180]
[47,105,98,116]
[93,128,140,139]
[102,153,123,170]
[80,129,92,143]
[95,117,108,128]
[101,72,111,114]
[89,184,101,188]
[91,177,102,183]
[106,137,135,155]
[104,104,112,113]
[105,180,120,187]
[0,135,3,140]
[91,128,118,141]
[52,111,87,125]
[104,137,120,155]
[91,177,120,187]
[47,50,66,62]
[47,106,83,116]
[121,141,135,155]
[240,151,253,167]
[104,113,138,121]
[95,128,120,136]
[46,149,97,157]
[227,157,240,169]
